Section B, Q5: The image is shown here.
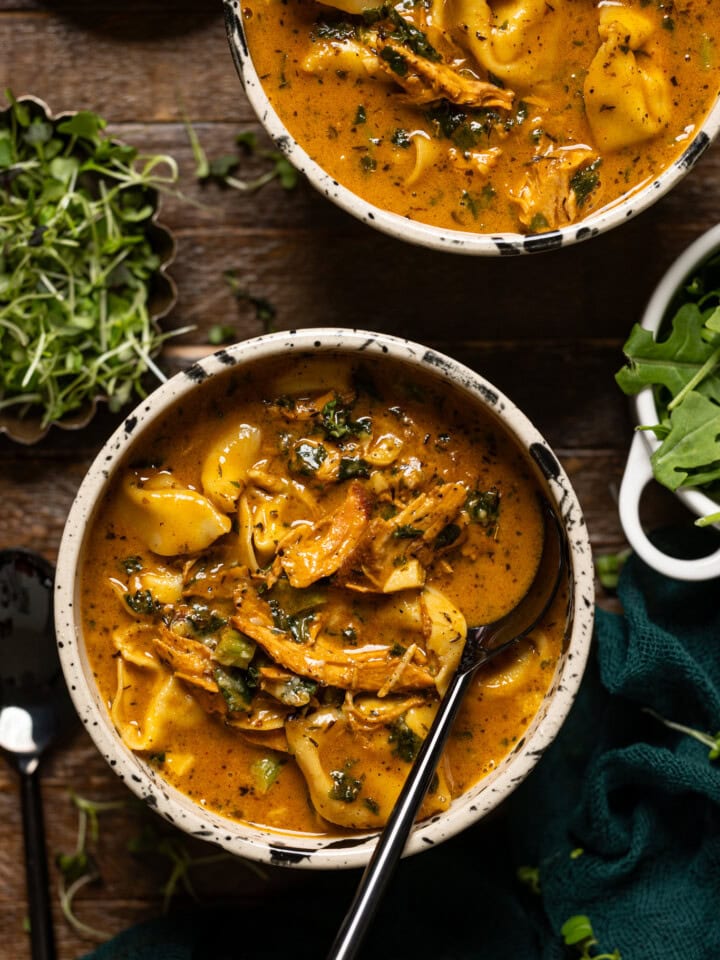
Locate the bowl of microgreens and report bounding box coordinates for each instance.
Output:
[0,93,179,444]
[617,223,720,580]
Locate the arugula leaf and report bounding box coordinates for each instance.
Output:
[616,256,720,506]
[651,391,720,490]
[616,304,718,398]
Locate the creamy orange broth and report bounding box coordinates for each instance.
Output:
[81,356,565,835]
[242,0,720,234]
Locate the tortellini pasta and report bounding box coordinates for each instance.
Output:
[121,472,231,556]
[584,6,670,151]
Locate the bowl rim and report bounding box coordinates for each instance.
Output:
[55,328,595,869]
[632,221,720,519]
[223,0,720,257]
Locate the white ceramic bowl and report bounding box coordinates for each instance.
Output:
[55,329,594,868]
[223,0,720,256]
[619,224,720,581]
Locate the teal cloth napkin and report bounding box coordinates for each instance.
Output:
[82,528,720,960]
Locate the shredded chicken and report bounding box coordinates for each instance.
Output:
[509,146,599,231]
[339,481,468,591]
[374,37,515,108]
[232,580,436,692]
[278,480,373,588]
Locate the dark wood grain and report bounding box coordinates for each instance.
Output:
[1,2,718,957]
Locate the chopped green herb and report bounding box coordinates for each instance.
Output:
[354,105,367,125]
[392,524,423,539]
[251,755,285,794]
[466,488,500,532]
[124,590,161,616]
[328,763,364,803]
[387,716,422,762]
[363,797,380,815]
[434,523,461,550]
[338,457,371,480]
[391,128,412,149]
[120,555,143,575]
[293,440,327,475]
[570,159,602,208]
[268,599,316,644]
[214,665,252,713]
[213,628,256,670]
[319,397,371,440]
[380,46,408,77]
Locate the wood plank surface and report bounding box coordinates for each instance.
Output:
[0,1,718,958]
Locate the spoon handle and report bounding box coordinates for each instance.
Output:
[326,668,475,960]
[21,768,56,960]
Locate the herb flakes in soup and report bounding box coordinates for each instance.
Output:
[81,356,565,836]
[241,0,720,235]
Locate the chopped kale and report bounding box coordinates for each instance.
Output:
[388,716,422,762]
[434,523,461,549]
[338,457,371,481]
[277,675,318,707]
[313,19,356,41]
[328,763,364,803]
[392,524,423,539]
[214,666,252,713]
[391,128,412,149]
[213,628,256,669]
[293,441,327,475]
[386,9,441,62]
[120,555,143,575]
[570,159,602,208]
[124,590,161,616]
[268,600,315,644]
[466,488,500,532]
[186,603,228,636]
[319,397,371,440]
[380,46,408,77]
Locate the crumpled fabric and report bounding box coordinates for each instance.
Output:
[83,528,720,960]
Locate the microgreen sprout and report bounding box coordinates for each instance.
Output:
[184,117,299,193]
[0,91,191,427]
[643,707,720,760]
[561,915,622,959]
[127,824,267,913]
[56,791,131,940]
[55,791,269,940]
[594,550,630,591]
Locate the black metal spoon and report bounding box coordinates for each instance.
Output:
[326,499,567,960]
[0,550,75,960]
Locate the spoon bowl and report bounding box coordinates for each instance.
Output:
[0,549,76,960]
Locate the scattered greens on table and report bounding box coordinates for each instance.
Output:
[0,91,184,428]
[616,249,720,526]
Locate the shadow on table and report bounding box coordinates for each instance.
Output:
[40,0,219,39]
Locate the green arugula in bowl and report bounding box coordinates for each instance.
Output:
[616,249,720,516]
[0,92,181,442]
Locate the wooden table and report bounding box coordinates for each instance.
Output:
[1,2,718,957]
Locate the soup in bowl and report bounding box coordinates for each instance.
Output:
[224,0,720,253]
[55,330,594,867]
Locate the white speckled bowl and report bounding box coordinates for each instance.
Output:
[223,0,720,256]
[55,329,594,868]
[619,223,720,580]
